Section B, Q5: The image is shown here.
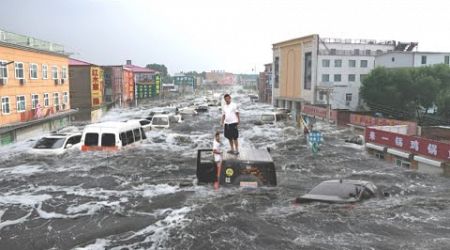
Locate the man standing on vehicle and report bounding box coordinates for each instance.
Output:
[221,94,240,155]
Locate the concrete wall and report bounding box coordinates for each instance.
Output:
[375,52,414,68]
[413,53,450,67]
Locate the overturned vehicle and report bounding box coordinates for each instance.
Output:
[196,148,277,188]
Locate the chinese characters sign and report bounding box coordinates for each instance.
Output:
[365,127,450,161]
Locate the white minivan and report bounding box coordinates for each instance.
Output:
[150,114,179,129]
[80,120,147,151]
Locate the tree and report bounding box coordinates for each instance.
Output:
[360,66,443,120]
[436,88,450,118]
[146,64,168,77]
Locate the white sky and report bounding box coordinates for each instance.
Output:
[1,0,449,74]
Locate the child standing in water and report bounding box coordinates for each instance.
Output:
[213,131,223,189]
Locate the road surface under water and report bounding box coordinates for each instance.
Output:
[1,92,450,250]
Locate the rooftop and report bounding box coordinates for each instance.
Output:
[69,58,95,66]
[0,28,69,55]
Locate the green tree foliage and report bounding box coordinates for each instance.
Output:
[360,64,450,119]
[146,64,168,77]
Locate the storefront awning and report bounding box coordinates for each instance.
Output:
[365,143,385,152]
[387,148,411,159]
[413,155,442,168]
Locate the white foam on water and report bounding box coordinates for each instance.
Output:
[0,208,33,231]
[0,164,44,176]
[0,193,52,206]
[72,239,110,250]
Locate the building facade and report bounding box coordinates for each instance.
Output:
[375,52,450,68]
[69,59,105,122]
[0,29,76,145]
[124,60,160,100]
[173,75,196,93]
[102,66,134,107]
[258,63,272,103]
[272,34,414,112]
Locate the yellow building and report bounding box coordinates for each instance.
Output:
[272,34,318,115]
[0,29,77,145]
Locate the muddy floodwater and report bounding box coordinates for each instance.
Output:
[1,92,450,250]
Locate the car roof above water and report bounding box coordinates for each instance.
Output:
[223,148,273,163]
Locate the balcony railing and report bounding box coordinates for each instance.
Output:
[0,29,67,55]
[319,49,385,56]
[321,37,396,46]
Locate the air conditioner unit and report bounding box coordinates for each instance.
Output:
[54,79,59,85]
[19,79,26,85]
[61,79,65,84]
[0,78,7,85]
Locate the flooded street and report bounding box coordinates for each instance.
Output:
[1,92,450,250]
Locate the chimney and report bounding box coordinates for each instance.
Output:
[126,60,132,65]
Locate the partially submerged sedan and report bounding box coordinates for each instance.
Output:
[295,179,383,204]
[30,132,82,155]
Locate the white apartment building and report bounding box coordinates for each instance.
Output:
[315,38,405,110]
[375,52,450,68]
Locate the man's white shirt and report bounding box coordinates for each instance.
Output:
[222,102,239,124]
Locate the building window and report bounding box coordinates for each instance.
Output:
[53,93,59,111]
[360,60,368,68]
[334,59,342,67]
[0,61,8,79]
[322,59,330,67]
[360,74,368,81]
[330,49,336,55]
[392,57,395,62]
[322,74,330,82]
[30,63,38,79]
[365,50,371,56]
[445,56,450,65]
[346,93,352,102]
[44,93,49,107]
[16,96,26,112]
[15,62,24,79]
[348,74,356,82]
[52,66,58,79]
[63,92,68,109]
[31,94,39,109]
[42,65,48,79]
[319,91,325,101]
[1,97,10,114]
[354,49,360,55]
[62,66,68,79]
[396,158,411,168]
[334,74,341,82]
[304,52,312,90]
[421,55,427,65]
[349,60,356,68]
[376,50,383,55]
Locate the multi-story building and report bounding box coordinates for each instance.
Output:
[124,60,160,100]
[0,29,76,145]
[102,65,134,107]
[258,63,272,103]
[173,75,196,93]
[272,34,416,113]
[375,51,450,68]
[205,70,235,85]
[69,58,105,122]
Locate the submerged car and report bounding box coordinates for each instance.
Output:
[254,111,288,125]
[296,179,383,204]
[344,135,364,145]
[128,119,152,132]
[196,148,277,187]
[194,104,209,113]
[30,131,82,155]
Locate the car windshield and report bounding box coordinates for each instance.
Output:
[261,115,275,122]
[33,137,66,149]
[152,117,169,125]
[308,182,362,198]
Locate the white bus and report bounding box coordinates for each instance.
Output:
[81,120,147,151]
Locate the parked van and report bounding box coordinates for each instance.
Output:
[254,111,288,125]
[80,120,147,151]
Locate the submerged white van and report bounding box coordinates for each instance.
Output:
[80,120,147,151]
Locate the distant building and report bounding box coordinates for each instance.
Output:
[102,65,134,107]
[69,58,105,122]
[375,51,450,68]
[0,29,77,145]
[173,75,196,93]
[124,60,160,100]
[272,34,416,113]
[258,63,272,103]
[205,70,235,85]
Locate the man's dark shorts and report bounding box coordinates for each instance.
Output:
[224,123,239,140]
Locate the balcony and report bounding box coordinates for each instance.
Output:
[321,37,396,46]
[319,49,382,56]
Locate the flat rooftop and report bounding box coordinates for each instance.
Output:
[223,148,273,162]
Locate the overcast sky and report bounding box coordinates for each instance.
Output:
[1,0,449,74]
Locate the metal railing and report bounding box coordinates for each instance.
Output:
[319,49,385,56]
[321,37,396,46]
[0,29,66,54]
